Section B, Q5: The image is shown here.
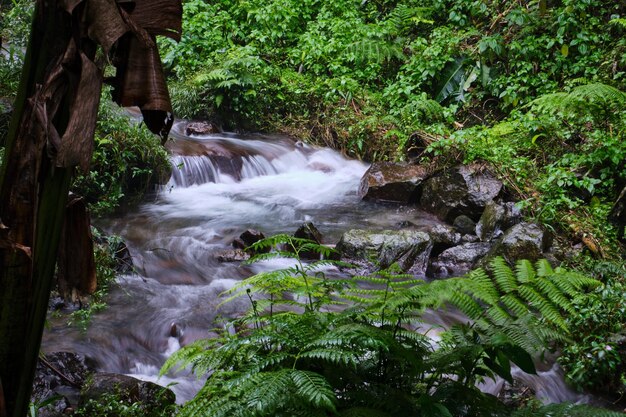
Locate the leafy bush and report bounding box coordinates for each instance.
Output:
[74,391,177,417]
[71,90,171,216]
[162,235,614,416]
[559,261,626,398]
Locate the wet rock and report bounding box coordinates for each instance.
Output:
[461,234,480,243]
[294,222,323,244]
[81,373,175,410]
[476,201,505,241]
[476,201,524,242]
[489,222,550,263]
[428,242,492,278]
[185,121,220,135]
[293,222,324,259]
[31,352,97,416]
[358,162,430,204]
[111,239,134,273]
[233,229,268,253]
[427,224,462,257]
[336,229,432,275]
[217,248,250,262]
[453,215,476,235]
[419,165,502,222]
[502,202,523,229]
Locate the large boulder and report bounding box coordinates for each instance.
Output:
[358,162,430,204]
[419,165,502,222]
[428,242,492,278]
[489,222,550,263]
[336,229,432,275]
[80,373,176,410]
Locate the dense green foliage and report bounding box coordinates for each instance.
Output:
[159,0,626,257]
[559,261,626,398]
[70,93,171,216]
[162,236,616,416]
[2,0,626,412]
[160,0,626,152]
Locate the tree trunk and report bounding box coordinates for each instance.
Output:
[0,1,181,415]
[0,3,79,416]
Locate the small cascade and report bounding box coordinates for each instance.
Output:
[41,126,593,408]
[165,133,315,188]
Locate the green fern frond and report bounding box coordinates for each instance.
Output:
[535,258,554,277]
[386,5,434,33]
[515,259,536,283]
[529,83,626,121]
[345,39,405,64]
[244,370,296,415]
[299,348,358,367]
[450,291,484,319]
[610,17,626,29]
[291,370,337,411]
[491,257,518,293]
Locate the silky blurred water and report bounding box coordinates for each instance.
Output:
[42,123,589,405]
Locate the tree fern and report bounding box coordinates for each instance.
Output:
[163,234,606,416]
[529,83,626,124]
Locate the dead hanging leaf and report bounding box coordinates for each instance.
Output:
[123,0,182,42]
[57,52,103,171]
[84,0,130,55]
[108,34,173,139]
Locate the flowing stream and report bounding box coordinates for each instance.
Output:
[42,122,589,405]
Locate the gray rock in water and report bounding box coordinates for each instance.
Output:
[336,229,432,275]
[294,221,323,244]
[185,121,220,135]
[233,229,269,253]
[429,242,492,278]
[420,164,502,222]
[453,214,477,235]
[293,222,324,259]
[489,222,550,263]
[217,248,250,262]
[358,162,430,204]
[81,373,176,410]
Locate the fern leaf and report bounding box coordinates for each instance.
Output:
[515,259,535,283]
[299,348,358,367]
[345,39,405,64]
[291,370,337,412]
[490,257,517,293]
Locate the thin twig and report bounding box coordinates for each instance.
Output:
[39,356,81,388]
